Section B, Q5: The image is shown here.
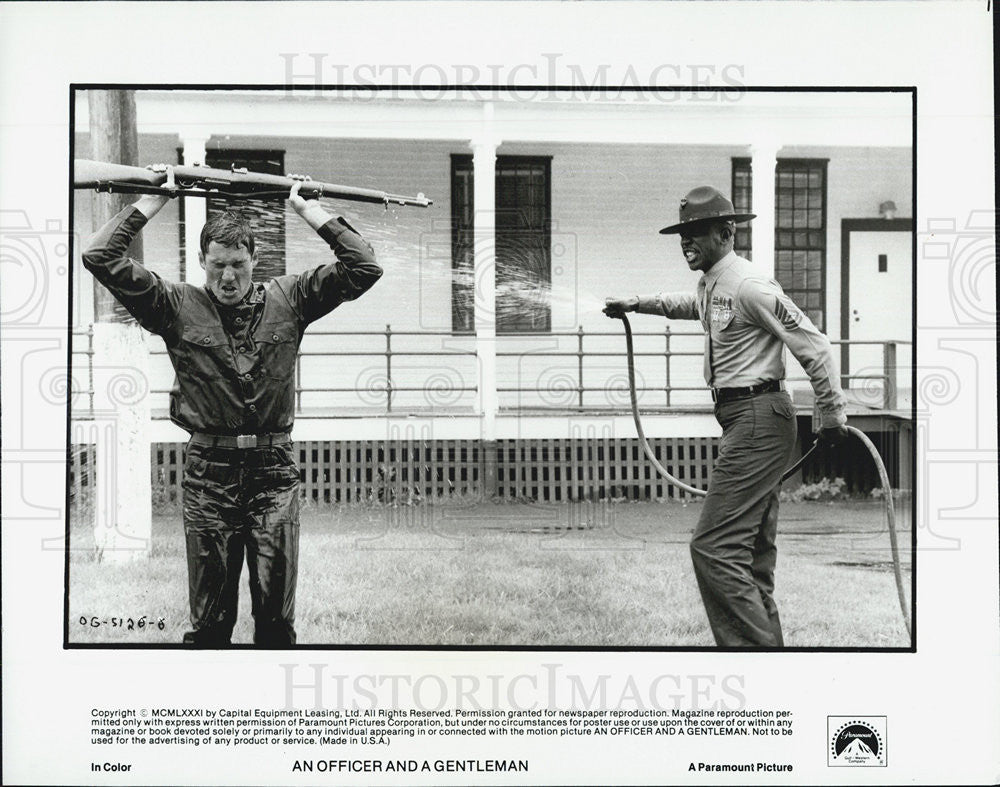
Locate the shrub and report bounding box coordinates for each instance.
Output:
[781,477,847,503]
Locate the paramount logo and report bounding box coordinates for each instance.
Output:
[828,717,887,767]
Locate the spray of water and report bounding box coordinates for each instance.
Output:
[282,204,613,325]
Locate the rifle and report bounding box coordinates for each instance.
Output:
[74,160,433,208]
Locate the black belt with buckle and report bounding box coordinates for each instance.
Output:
[190,432,292,449]
[711,380,784,404]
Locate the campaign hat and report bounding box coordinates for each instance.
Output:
[658,186,756,235]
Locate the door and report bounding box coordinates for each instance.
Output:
[842,220,913,401]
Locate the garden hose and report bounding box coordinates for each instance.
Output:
[845,424,911,638]
[618,313,911,638]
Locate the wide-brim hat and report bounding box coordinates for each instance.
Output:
[659,186,756,234]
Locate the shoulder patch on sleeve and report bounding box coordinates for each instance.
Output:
[774,294,804,330]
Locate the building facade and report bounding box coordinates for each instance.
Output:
[71,90,914,498]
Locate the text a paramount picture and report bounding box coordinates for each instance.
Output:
[68,87,913,651]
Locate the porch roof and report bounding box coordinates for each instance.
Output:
[74,89,913,149]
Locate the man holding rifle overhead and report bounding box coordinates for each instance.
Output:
[604,186,848,648]
[83,169,382,647]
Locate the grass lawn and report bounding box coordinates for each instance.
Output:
[68,497,911,648]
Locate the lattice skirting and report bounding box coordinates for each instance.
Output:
[68,432,903,505]
[496,438,716,501]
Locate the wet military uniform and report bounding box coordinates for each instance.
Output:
[83,206,382,647]
[638,250,846,646]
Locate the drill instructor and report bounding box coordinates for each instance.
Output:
[604,186,848,647]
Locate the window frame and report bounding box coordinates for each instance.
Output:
[731,156,753,260]
[731,156,829,330]
[450,153,553,335]
[775,158,829,331]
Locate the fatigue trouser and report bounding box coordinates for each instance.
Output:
[690,391,797,647]
[181,441,300,647]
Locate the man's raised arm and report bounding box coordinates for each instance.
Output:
[81,186,180,335]
[285,181,384,325]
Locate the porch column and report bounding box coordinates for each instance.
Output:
[750,141,779,273]
[471,136,498,436]
[182,135,208,286]
[92,323,152,562]
[471,121,498,495]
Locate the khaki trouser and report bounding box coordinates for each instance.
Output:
[690,391,797,647]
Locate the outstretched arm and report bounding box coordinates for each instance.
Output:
[604,293,699,320]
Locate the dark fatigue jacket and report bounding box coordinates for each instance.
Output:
[83,207,382,435]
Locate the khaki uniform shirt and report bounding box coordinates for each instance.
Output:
[637,251,847,428]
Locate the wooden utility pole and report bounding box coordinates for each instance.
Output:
[85,89,152,562]
[88,89,141,322]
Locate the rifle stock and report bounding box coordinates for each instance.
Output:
[73,159,433,208]
[75,159,167,188]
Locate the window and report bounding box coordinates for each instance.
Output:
[775,160,827,330]
[451,155,552,333]
[731,158,828,330]
[451,158,475,332]
[178,149,287,281]
[731,157,753,260]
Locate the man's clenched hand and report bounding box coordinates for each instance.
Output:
[289,180,333,230]
[819,425,850,446]
[133,164,175,220]
[603,296,639,318]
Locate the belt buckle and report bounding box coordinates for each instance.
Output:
[236,434,257,449]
